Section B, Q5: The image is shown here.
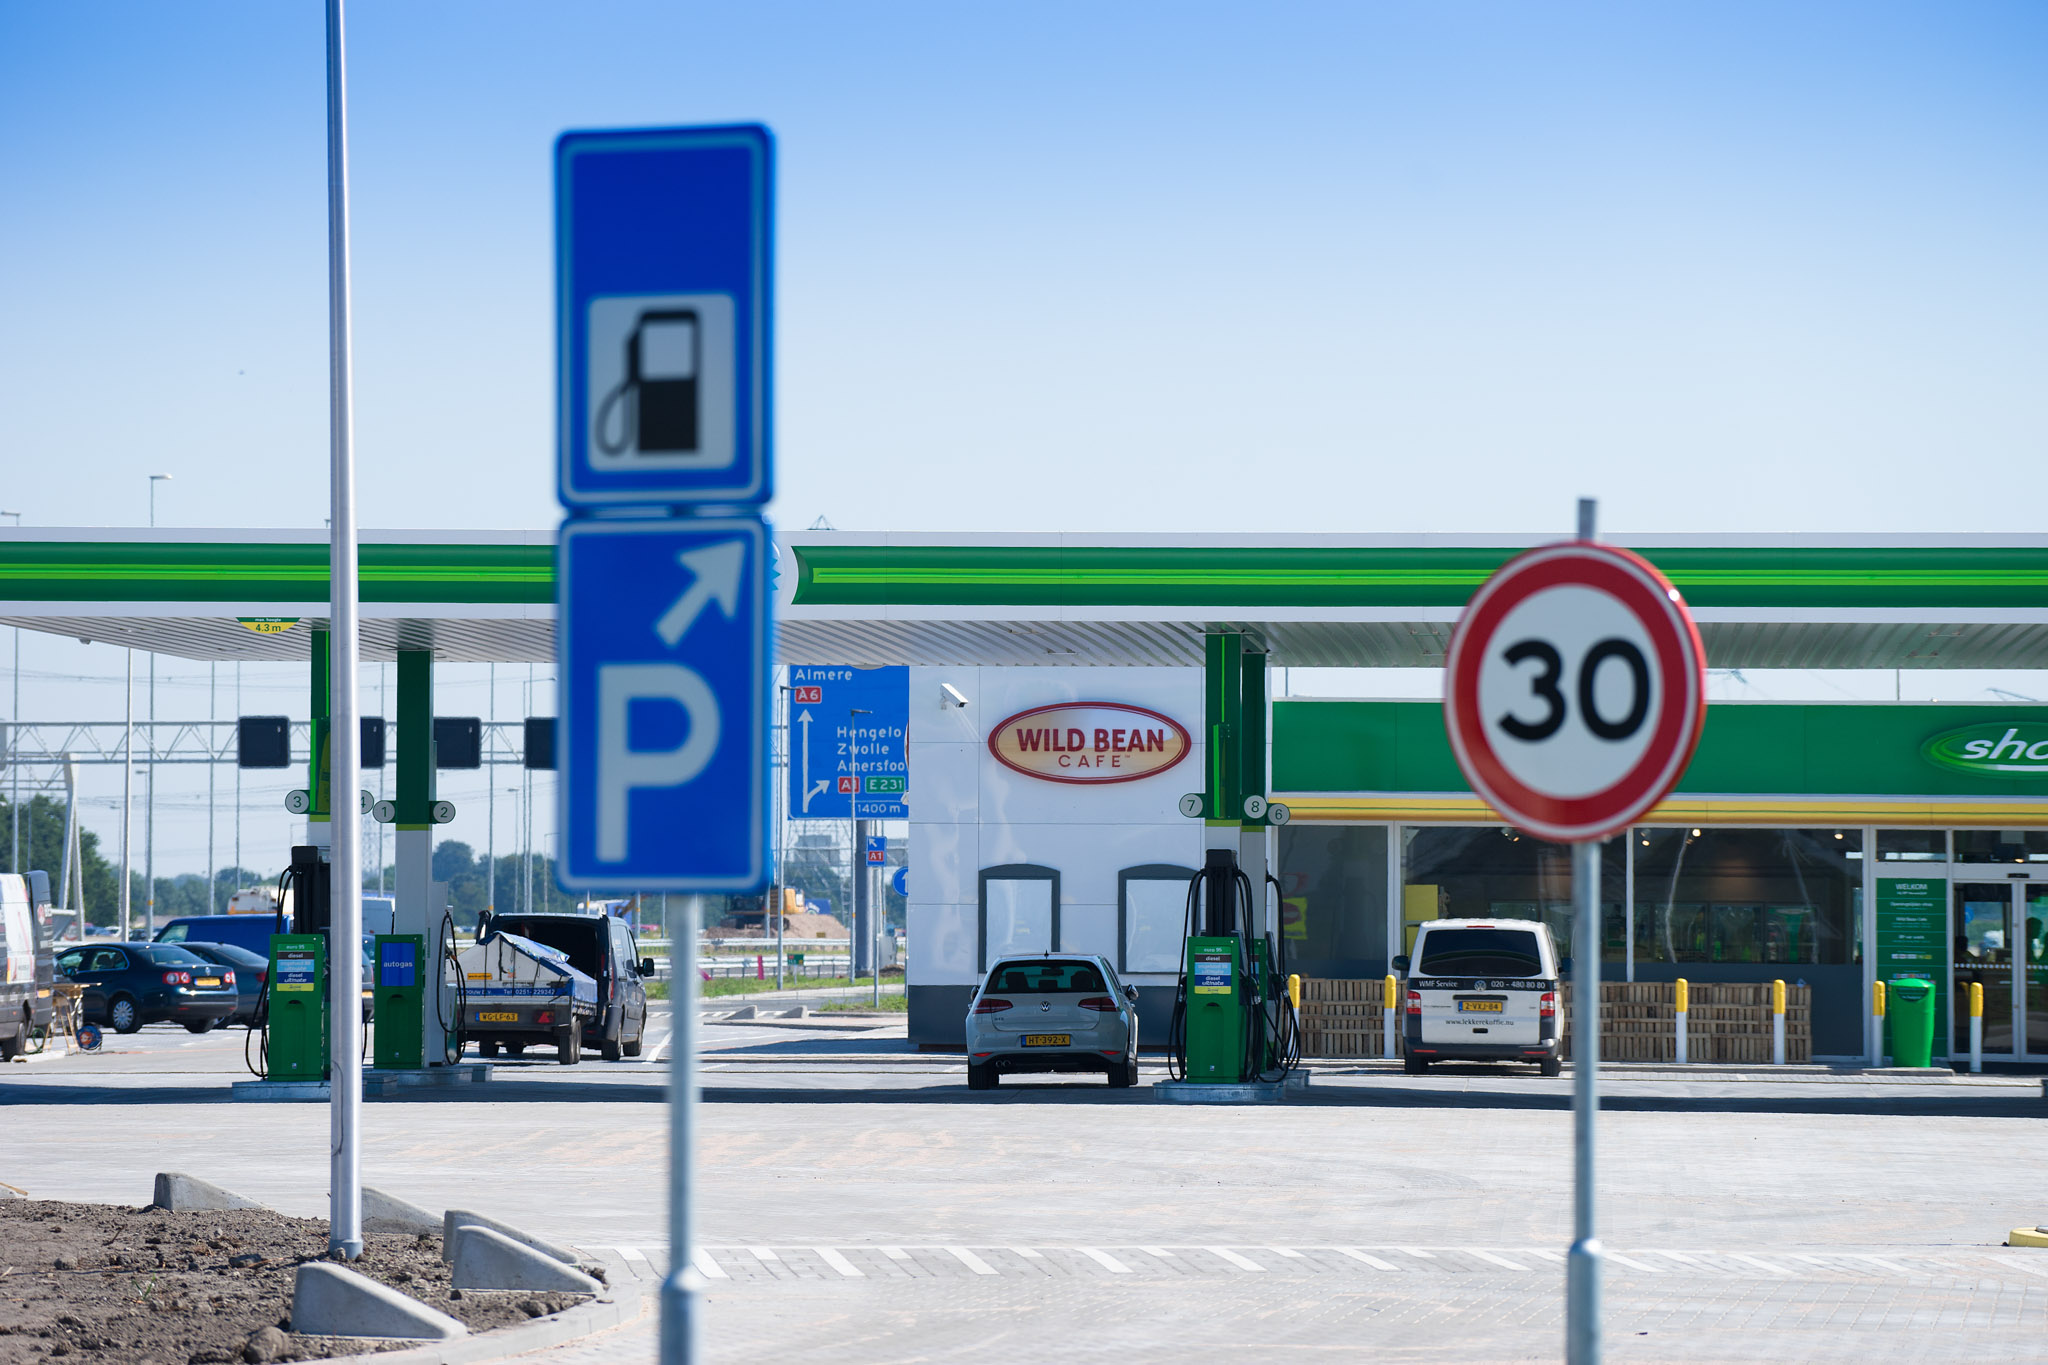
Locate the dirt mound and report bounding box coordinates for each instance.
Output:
[0,1199,590,1363]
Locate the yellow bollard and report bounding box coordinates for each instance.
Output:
[1970,980,1984,1073]
[1381,973,1398,1061]
[1287,973,1302,1011]
[1871,979,1886,1067]
[1771,979,1786,1015]
[1673,977,1689,1065]
[1771,978,1787,1065]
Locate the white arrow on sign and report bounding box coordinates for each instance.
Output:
[796,709,830,812]
[654,539,746,647]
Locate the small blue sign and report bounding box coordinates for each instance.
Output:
[558,517,770,892]
[865,835,887,865]
[786,666,908,820]
[556,124,773,508]
[889,865,908,898]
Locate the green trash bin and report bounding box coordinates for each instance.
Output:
[1887,977,1937,1068]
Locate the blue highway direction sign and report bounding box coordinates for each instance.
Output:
[787,666,907,820]
[557,124,773,508]
[558,517,769,892]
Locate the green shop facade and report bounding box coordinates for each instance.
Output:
[1272,699,2048,1061]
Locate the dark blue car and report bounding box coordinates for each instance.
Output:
[178,942,270,1027]
[54,942,239,1033]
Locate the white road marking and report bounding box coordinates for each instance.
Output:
[1726,1254,1793,1277]
[1604,1252,1663,1274]
[613,1246,649,1264]
[1986,1256,2048,1278]
[1140,1246,1178,1259]
[944,1246,997,1275]
[693,1250,727,1279]
[1526,1249,1565,1263]
[1012,1247,1044,1259]
[1650,1249,1701,1265]
[1335,1248,1400,1271]
[1207,1247,1264,1272]
[748,1247,778,1263]
[1847,1254,1916,1276]
[1077,1248,1131,1274]
[880,1247,911,1261]
[1468,1250,1527,1271]
[1268,1247,1304,1259]
[1399,1248,1437,1259]
[815,1247,864,1278]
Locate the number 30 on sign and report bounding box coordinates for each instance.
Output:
[1443,541,1706,843]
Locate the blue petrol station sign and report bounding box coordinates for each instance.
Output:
[557,518,770,892]
[556,124,773,508]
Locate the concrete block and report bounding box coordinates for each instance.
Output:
[291,1262,467,1340]
[781,1005,808,1018]
[152,1172,262,1212]
[449,1225,602,1293]
[725,1005,757,1020]
[441,1208,580,1266]
[362,1186,441,1237]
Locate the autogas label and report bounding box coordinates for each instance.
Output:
[1191,950,1233,995]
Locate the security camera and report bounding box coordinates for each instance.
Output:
[940,683,969,709]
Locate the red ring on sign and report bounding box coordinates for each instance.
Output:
[1444,542,1705,842]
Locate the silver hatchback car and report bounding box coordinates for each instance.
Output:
[965,953,1140,1089]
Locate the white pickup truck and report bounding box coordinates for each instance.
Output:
[1396,918,1563,1077]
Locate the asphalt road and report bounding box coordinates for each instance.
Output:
[6,1004,2048,1362]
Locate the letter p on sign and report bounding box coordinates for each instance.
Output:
[596,663,722,862]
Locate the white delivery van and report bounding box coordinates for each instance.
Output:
[1395,918,1563,1077]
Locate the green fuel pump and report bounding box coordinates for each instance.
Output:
[1168,848,1301,1084]
[265,933,329,1081]
[372,935,424,1070]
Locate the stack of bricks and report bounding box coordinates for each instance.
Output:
[1296,977,1385,1058]
[1293,979,1811,1063]
[1559,982,1811,1063]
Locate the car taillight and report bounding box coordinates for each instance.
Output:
[223,970,236,987]
[1406,990,1421,1016]
[1078,996,1118,1012]
[971,997,1013,1015]
[162,970,192,985]
[1540,991,1557,1018]
[257,969,267,986]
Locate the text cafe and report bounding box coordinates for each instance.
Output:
[902,674,2048,1064]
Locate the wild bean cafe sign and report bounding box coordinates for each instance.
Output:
[989,703,1191,784]
[1922,722,2048,778]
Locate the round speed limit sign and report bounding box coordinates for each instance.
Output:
[1444,541,1706,843]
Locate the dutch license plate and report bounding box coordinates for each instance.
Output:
[1022,1034,1071,1047]
[478,1011,518,1023]
[196,978,221,988]
[1458,1000,1503,1013]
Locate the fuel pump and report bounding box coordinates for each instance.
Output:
[1167,848,1300,1085]
[259,845,332,1082]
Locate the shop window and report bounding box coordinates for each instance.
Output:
[1633,828,1860,966]
[1878,830,1947,862]
[1954,830,2048,865]
[1401,827,1624,963]
[977,865,1059,971]
[1118,865,1196,974]
[1275,825,1390,977]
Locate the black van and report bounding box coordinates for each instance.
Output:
[0,872,54,1059]
[483,912,654,1062]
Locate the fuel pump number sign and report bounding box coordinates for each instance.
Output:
[1444,541,1706,843]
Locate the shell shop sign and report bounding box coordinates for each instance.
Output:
[988,703,1191,784]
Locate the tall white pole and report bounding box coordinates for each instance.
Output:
[662,893,704,1364]
[234,663,242,893]
[324,0,365,1262]
[145,655,155,935]
[208,663,217,912]
[487,664,496,918]
[1566,495,1603,1365]
[120,651,132,940]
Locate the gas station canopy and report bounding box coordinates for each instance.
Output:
[3,528,2047,669]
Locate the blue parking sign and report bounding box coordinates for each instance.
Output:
[556,124,773,508]
[557,517,770,891]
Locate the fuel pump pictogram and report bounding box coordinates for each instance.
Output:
[585,292,736,470]
[595,309,701,456]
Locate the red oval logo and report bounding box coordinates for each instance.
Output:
[986,703,1192,784]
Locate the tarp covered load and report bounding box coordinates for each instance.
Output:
[455,931,598,1008]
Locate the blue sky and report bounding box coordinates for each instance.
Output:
[2,1,2044,535]
[3,3,2047,884]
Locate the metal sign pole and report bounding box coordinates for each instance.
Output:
[661,894,703,1364]
[324,0,365,1261]
[1567,839,1602,1363]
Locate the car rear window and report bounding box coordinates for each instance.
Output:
[136,945,208,967]
[1417,929,1543,979]
[986,960,1106,993]
[188,942,268,969]
[494,916,605,979]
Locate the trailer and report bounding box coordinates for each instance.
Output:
[454,930,600,1064]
